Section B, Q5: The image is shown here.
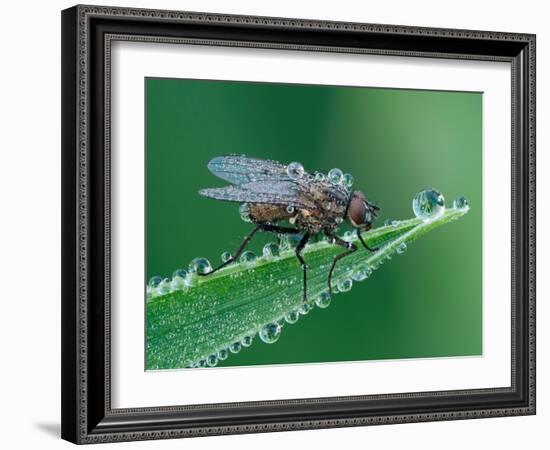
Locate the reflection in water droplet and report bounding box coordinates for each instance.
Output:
[259,322,282,344]
[337,278,353,292]
[285,310,300,324]
[453,196,469,211]
[315,292,331,308]
[262,242,280,259]
[328,168,343,184]
[239,203,252,222]
[217,349,228,360]
[206,354,218,367]
[148,276,162,288]
[412,188,445,220]
[314,171,325,181]
[221,251,232,263]
[189,257,212,275]
[299,302,312,315]
[287,161,305,180]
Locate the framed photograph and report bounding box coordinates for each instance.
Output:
[61,4,536,444]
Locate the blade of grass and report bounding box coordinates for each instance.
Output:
[146,206,468,370]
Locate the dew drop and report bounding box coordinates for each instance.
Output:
[299,302,313,315]
[206,354,218,367]
[221,251,232,263]
[263,242,280,259]
[328,168,343,184]
[196,360,206,368]
[337,278,353,292]
[239,203,252,222]
[315,292,331,309]
[241,335,253,347]
[412,188,445,220]
[259,322,282,344]
[285,310,300,324]
[343,173,354,188]
[170,272,186,290]
[286,205,295,214]
[189,257,212,275]
[148,276,162,288]
[217,349,228,360]
[229,342,242,354]
[453,196,470,211]
[287,161,305,180]
[344,230,354,241]
[397,242,407,254]
[240,251,255,265]
[335,217,343,224]
[352,268,368,282]
[157,278,171,295]
[314,171,325,181]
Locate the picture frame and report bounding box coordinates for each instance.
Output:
[61,4,536,444]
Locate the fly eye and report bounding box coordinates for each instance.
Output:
[348,196,368,227]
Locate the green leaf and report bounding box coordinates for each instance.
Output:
[146,206,469,370]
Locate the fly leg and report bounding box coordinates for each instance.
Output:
[356,226,378,252]
[295,233,310,303]
[199,224,261,276]
[326,233,357,296]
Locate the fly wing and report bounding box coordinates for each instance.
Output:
[207,155,288,185]
[199,180,316,209]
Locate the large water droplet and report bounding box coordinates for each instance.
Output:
[240,251,255,266]
[285,310,300,324]
[148,276,162,288]
[343,173,354,188]
[263,242,280,259]
[241,335,253,347]
[259,323,282,344]
[328,168,343,184]
[239,203,252,222]
[286,161,304,180]
[337,278,353,293]
[189,257,212,275]
[315,292,331,309]
[453,196,469,211]
[412,188,445,220]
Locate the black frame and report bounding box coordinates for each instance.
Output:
[61,4,536,444]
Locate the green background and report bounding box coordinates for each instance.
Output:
[146,77,482,367]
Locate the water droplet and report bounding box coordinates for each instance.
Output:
[196,359,206,368]
[344,230,354,241]
[263,242,280,258]
[189,257,212,275]
[328,168,343,184]
[286,205,295,214]
[289,216,296,225]
[221,251,232,263]
[335,217,343,224]
[217,349,228,360]
[285,310,300,324]
[148,276,162,288]
[315,292,331,308]
[157,278,171,295]
[259,322,282,344]
[337,278,353,292]
[229,342,242,354]
[239,203,252,222]
[352,268,369,281]
[172,269,187,279]
[240,251,255,265]
[412,188,445,220]
[397,242,407,254]
[241,335,253,347]
[453,196,469,210]
[314,171,325,181]
[299,302,312,315]
[206,354,218,367]
[392,220,400,227]
[343,173,354,188]
[286,161,304,180]
[170,271,186,289]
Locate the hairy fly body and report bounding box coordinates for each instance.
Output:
[199,155,380,302]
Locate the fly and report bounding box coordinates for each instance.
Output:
[198,155,380,302]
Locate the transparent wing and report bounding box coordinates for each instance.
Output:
[207,155,288,185]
